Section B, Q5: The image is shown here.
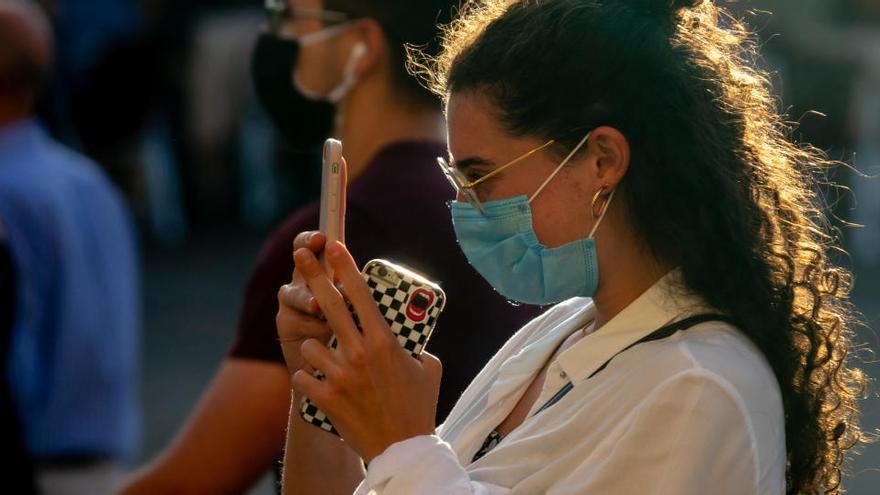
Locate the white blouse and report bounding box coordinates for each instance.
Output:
[355,272,786,494]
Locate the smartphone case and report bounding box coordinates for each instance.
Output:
[299,259,447,436]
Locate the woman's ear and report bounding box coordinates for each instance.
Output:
[350,18,386,78]
[589,126,630,190]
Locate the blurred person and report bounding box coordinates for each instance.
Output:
[37,0,150,199]
[0,1,141,494]
[184,5,265,226]
[276,1,870,494]
[250,15,334,212]
[119,0,542,493]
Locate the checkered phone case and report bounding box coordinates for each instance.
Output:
[299,259,447,436]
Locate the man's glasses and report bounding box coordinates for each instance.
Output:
[264,0,351,35]
[437,139,556,215]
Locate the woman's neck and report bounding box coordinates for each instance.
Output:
[590,223,671,330]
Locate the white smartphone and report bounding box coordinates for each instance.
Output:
[319,138,344,274]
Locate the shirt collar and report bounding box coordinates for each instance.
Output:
[557,269,714,384]
[487,298,593,404]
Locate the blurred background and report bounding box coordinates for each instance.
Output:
[2,0,879,494]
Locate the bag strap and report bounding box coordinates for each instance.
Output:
[533,313,734,416]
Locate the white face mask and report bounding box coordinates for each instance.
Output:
[293,22,367,104]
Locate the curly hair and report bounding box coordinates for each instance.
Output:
[412,0,870,493]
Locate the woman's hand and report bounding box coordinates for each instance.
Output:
[276,231,333,376]
[291,241,443,464]
[276,157,348,377]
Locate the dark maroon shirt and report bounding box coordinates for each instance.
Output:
[229,140,544,421]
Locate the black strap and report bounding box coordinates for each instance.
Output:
[533,313,734,416]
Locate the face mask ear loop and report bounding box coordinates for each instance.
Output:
[292,22,356,100]
[588,187,615,238]
[297,21,355,46]
[326,41,366,103]
[528,131,592,204]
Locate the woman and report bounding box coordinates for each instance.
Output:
[276,1,867,493]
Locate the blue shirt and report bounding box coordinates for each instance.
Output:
[0,119,140,460]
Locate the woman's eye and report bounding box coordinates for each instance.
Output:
[466,171,485,182]
[467,167,497,183]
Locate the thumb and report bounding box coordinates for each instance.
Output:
[420,351,443,388]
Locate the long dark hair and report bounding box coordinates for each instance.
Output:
[414,1,869,493]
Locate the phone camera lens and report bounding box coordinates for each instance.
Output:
[378,266,388,277]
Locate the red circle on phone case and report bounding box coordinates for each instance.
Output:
[406,288,435,322]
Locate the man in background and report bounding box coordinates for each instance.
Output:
[120,0,542,493]
[0,1,141,493]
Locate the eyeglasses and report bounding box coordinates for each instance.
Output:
[264,0,351,35]
[437,139,555,215]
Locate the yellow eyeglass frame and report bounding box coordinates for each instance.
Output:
[436,139,556,214]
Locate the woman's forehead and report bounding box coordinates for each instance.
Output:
[446,92,492,130]
[445,92,506,153]
[446,92,552,164]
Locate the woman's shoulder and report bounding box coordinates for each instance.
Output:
[624,322,786,482]
[625,320,784,424]
[674,322,779,396]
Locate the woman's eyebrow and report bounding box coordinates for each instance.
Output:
[451,156,494,173]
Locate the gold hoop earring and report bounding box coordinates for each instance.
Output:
[591,185,612,219]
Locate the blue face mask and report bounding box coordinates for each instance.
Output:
[449,134,614,305]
